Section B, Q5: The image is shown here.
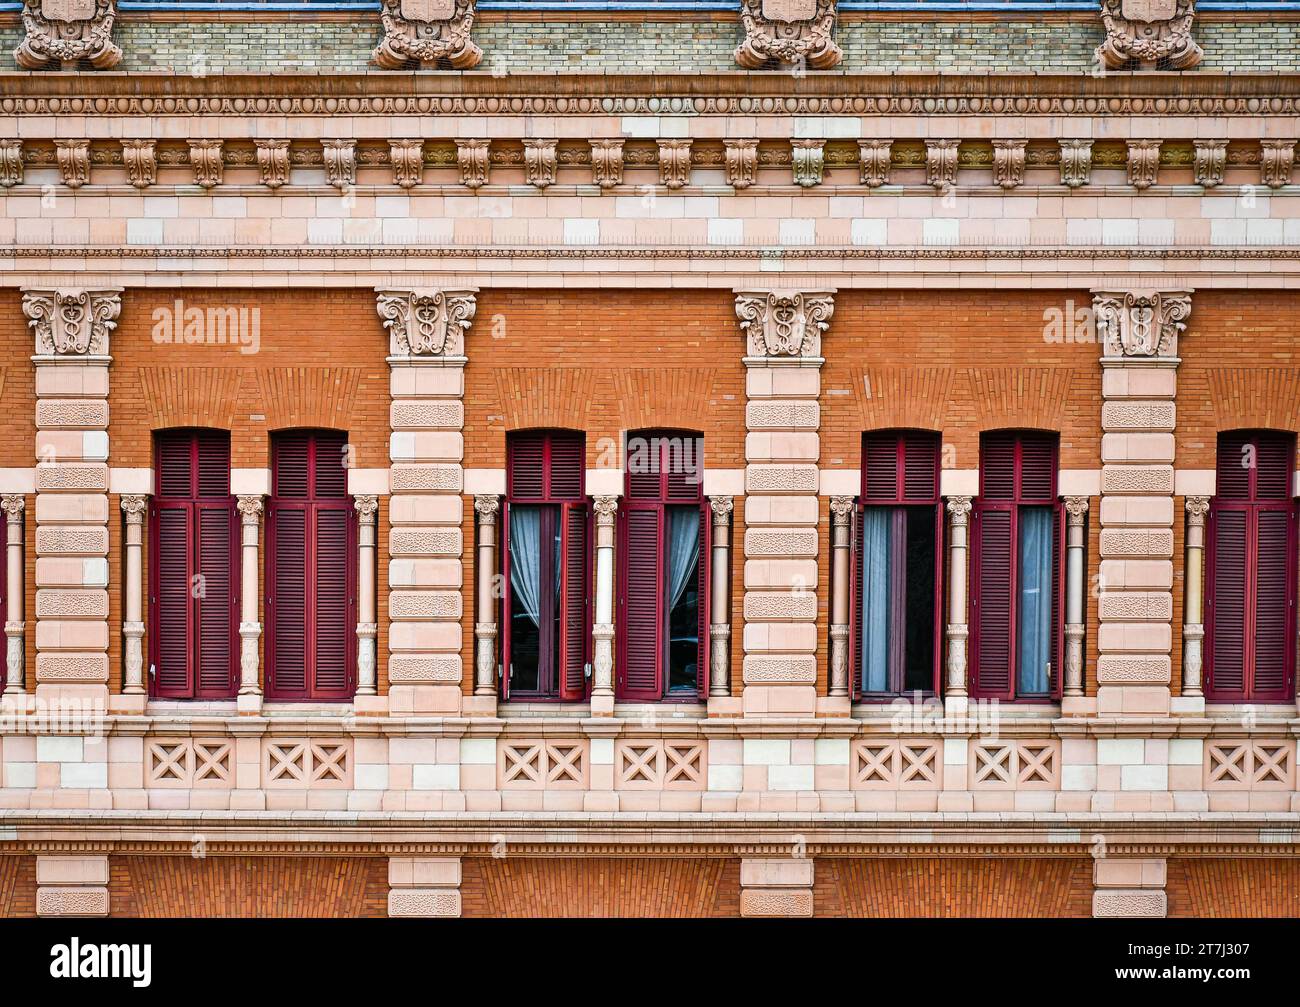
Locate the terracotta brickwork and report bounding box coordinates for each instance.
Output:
[106,855,388,918]
[0,856,38,917]
[813,857,1093,917]
[1167,858,1300,917]
[460,857,741,917]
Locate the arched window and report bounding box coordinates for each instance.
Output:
[266,429,356,701]
[617,430,708,702]
[970,430,1062,701]
[853,429,942,698]
[149,429,237,699]
[502,430,587,700]
[1206,430,1297,702]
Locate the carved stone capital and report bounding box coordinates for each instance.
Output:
[389,139,424,189]
[0,140,23,188]
[1261,140,1295,189]
[54,140,89,189]
[710,495,734,525]
[474,494,500,524]
[0,496,24,525]
[735,0,842,70]
[237,495,265,525]
[588,139,624,190]
[456,138,490,189]
[1097,0,1202,71]
[735,290,835,359]
[791,139,825,188]
[376,287,477,358]
[1092,288,1192,359]
[120,494,148,524]
[992,139,1027,190]
[1193,139,1227,188]
[946,495,973,527]
[1064,496,1090,525]
[592,495,619,527]
[353,494,379,524]
[658,139,692,190]
[255,139,290,190]
[1059,139,1094,189]
[830,496,854,526]
[724,139,758,190]
[925,139,959,190]
[23,287,120,357]
[321,139,357,190]
[188,140,224,189]
[858,139,892,188]
[14,0,123,70]
[1127,139,1162,190]
[524,139,557,189]
[1185,495,1210,524]
[373,0,483,70]
[120,139,156,190]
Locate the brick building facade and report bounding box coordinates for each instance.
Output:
[0,0,1299,918]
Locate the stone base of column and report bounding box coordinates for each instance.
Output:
[387,856,462,918]
[1062,696,1098,716]
[739,857,814,918]
[708,696,743,717]
[1092,857,1167,918]
[36,855,110,917]
[815,695,851,716]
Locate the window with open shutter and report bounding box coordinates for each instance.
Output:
[970,430,1062,701]
[617,430,708,702]
[852,430,941,699]
[1206,430,1297,702]
[502,430,588,700]
[266,430,356,701]
[149,429,237,699]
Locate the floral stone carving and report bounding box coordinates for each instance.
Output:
[1096,0,1202,70]
[735,0,841,70]
[22,288,121,356]
[14,0,122,70]
[373,0,482,70]
[1092,289,1192,359]
[735,290,835,359]
[376,288,477,357]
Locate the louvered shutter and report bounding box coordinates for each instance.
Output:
[1254,435,1292,501]
[1208,508,1247,699]
[1018,435,1057,501]
[696,500,711,698]
[195,505,235,696]
[274,433,312,499]
[902,435,939,502]
[269,505,308,696]
[508,433,546,500]
[549,434,585,500]
[1251,508,1293,699]
[152,504,193,697]
[620,507,662,700]
[980,434,1016,501]
[157,436,193,498]
[1216,432,1252,501]
[312,506,352,698]
[972,507,1014,700]
[864,433,899,501]
[559,503,588,700]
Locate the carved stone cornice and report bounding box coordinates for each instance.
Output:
[120,494,148,524]
[321,139,357,190]
[456,139,490,190]
[372,0,482,70]
[22,287,120,357]
[14,0,122,71]
[376,288,477,358]
[735,290,834,360]
[1092,288,1192,359]
[1097,0,1202,71]
[120,139,156,190]
[858,140,892,188]
[1059,139,1094,188]
[735,0,842,70]
[589,140,624,190]
[724,139,758,190]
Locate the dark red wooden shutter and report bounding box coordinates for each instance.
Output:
[980,434,1016,501]
[195,505,235,695]
[559,503,588,700]
[902,435,939,502]
[1216,432,1252,501]
[666,440,702,501]
[508,433,546,499]
[549,434,584,500]
[313,431,348,499]
[1208,508,1247,699]
[620,507,662,700]
[270,506,308,696]
[865,433,899,501]
[274,433,311,499]
[312,507,352,697]
[157,437,193,498]
[1018,434,1057,501]
[153,504,192,697]
[196,433,230,498]
[1254,434,1292,501]
[972,507,1014,700]
[1252,508,1292,698]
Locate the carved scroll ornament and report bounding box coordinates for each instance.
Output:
[14,0,122,70]
[735,290,835,359]
[1092,289,1192,359]
[735,0,842,70]
[373,0,482,70]
[22,287,121,356]
[376,288,477,357]
[1096,0,1202,71]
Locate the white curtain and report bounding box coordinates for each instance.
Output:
[666,508,700,610]
[861,507,891,693]
[1017,507,1053,695]
[509,505,543,627]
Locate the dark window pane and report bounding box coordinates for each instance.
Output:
[665,506,700,695]
[903,506,936,692]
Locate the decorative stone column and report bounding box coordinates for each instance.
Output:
[473,494,499,698]
[591,495,618,716]
[735,290,832,717]
[1063,496,1089,701]
[740,858,814,918]
[354,495,379,697]
[377,288,476,716]
[1182,496,1210,702]
[120,495,147,696]
[1093,857,1167,918]
[24,288,118,714]
[2,495,24,696]
[387,856,462,918]
[944,496,973,702]
[828,496,853,699]
[236,495,264,708]
[708,495,734,700]
[1094,289,1189,718]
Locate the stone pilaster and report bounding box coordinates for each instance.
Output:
[24,288,118,715]
[2,495,24,696]
[35,855,109,918]
[735,290,832,717]
[354,494,379,698]
[591,495,618,716]
[1092,857,1167,918]
[739,857,814,918]
[944,495,973,704]
[708,495,734,705]
[1182,496,1209,707]
[473,494,499,702]
[236,495,263,711]
[377,288,476,716]
[1093,289,1189,718]
[119,494,147,700]
[1063,496,1089,704]
[828,496,853,699]
[387,856,462,918]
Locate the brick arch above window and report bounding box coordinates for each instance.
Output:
[950,368,1077,435]
[1202,369,1300,437]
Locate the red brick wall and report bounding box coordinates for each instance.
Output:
[460,856,741,917]
[814,857,1093,917]
[0,294,36,469]
[0,856,37,917]
[107,855,388,917]
[1167,858,1300,917]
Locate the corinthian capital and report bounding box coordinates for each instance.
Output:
[735,290,835,360]
[1092,288,1192,360]
[23,288,121,357]
[14,0,123,70]
[946,495,973,526]
[120,494,148,524]
[376,288,478,359]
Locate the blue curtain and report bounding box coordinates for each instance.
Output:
[861,508,891,693]
[509,505,542,627]
[1017,507,1053,695]
[666,508,700,610]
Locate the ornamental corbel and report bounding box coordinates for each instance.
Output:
[322,139,357,190]
[1059,139,1094,188]
[1193,139,1227,188]
[188,140,224,189]
[376,288,477,358]
[657,139,692,190]
[735,290,835,360]
[791,139,825,188]
[456,139,490,190]
[23,287,121,357]
[589,139,624,190]
[735,0,842,70]
[372,0,483,70]
[1261,140,1295,189]
[925,139,959,190]
[1096,0,1202,71]
[14,0,123,70]
[255,140,290,190]
[54,140,89,189]
[389,139,425,189]
[523,139,557,190]
[0,140,22,188]
[1127,139,1161,190]
[992,139,1026,190]
[858,139,892,187]
[724,139,758,189]
[121,139,156,189]
[1091,288,1192,359]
